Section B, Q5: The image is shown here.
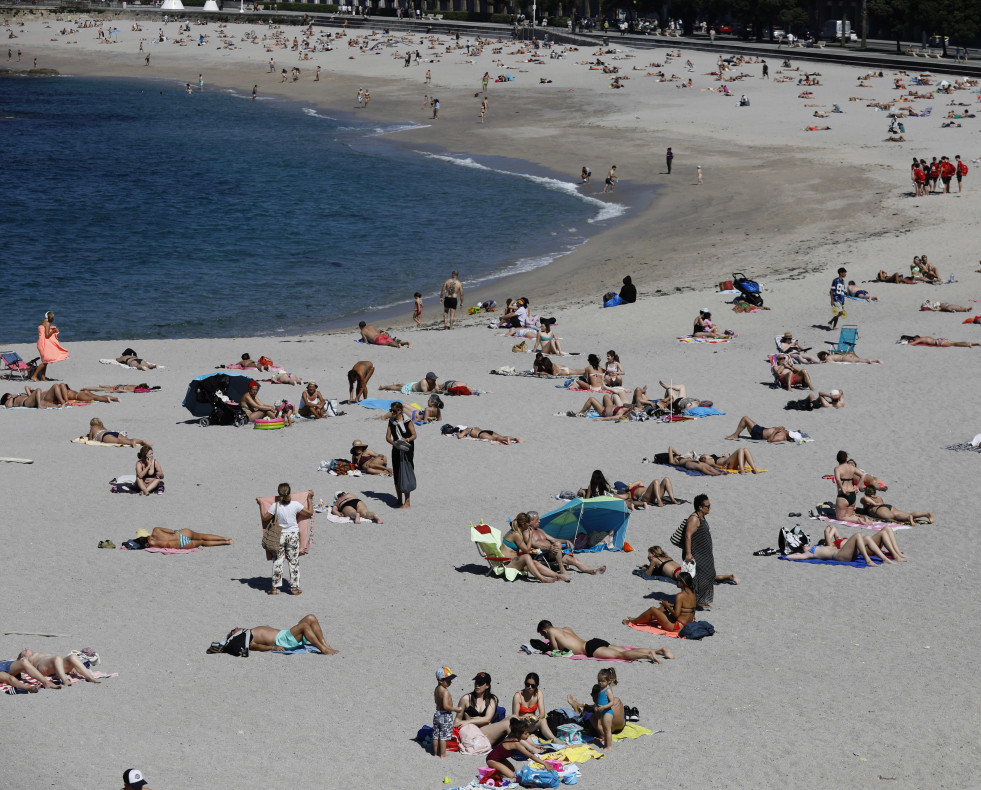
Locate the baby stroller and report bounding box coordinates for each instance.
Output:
[183,372,251,427]
[732,272,764,307]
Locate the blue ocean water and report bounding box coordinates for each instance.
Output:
[0,75,624,342]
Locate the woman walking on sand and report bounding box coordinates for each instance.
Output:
[262,483,313,595]
[31,311,69,381]
[682,494,717,609]
[386,402,417,508]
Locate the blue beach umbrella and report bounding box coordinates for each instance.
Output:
[538,496,630,552]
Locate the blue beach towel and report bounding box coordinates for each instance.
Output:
[271,643,324,655]
[779,555,882,568]
[683,406,725,417]
[357,399,397,410]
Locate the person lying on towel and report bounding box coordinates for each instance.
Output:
[208,614,337,657]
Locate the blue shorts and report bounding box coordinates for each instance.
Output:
[0,660,14,674]
[274,629,307,650]
[432,709,454,740]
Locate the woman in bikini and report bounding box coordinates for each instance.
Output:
[617,478,680,508]
[622,571,698,631]
[331,491,383,523]
[693,309,725,338]
[578,469,614,499]
[567,354,606,391]
[349,440,392,475]
[456,672,512,742]
[699,448,762,474]
[410,394,442,424]
[116,348,160,370]
[440,425,523,444]
[84,417,150,447]
[135,445,164,495]
[900,335,981,348]
[640,545,740,584]
[784,525,900,566]
[146,526,233,549]
[511,672,557,741]
[532,353,583,377]
[603,349,625,387]
[533,318,564,356]
[569,392,635,420]
[876,270,915,284]
[860,486,932,526]
[500,514,571,583]
[84,384,158,393]
[1,389,52,408]
[43,383,120,404]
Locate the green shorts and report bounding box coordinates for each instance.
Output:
[274,629,308,650]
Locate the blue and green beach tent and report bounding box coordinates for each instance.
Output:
[538,496,630,553]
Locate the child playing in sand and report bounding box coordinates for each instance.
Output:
[568,668,622,750]
[414,292,423,327]
[432,667,462,758]
[485,718,554,778]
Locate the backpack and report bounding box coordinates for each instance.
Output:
[546,708,574,735]
[556,723,584,745]
[679,621,715,640]
[778,525,810,555]
[958,161,969,176]
[515,766,561,788]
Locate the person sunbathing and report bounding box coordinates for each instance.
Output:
[240,381,278,420]
[379,372,439,394]
[0,655,61,690]
[785,525,903,565]
[411,394,443,423]
[332,491,383,523]
[349,440,392,475]
[726,416,792,442]
[876,270,915,283]
[654,381,712,411]
[617,478,680,508]
[566,354,606,390]
[146,527,233,549]
[899,335,981,348]
[298,381,326,418]
[135,446,164,495]
[773,359,814,390]
[436,378,473,394]
[532,318,564,356]
[817,351,882,363]
[536,620,674,663]
[36,383,120,404]
[16,649,102,685]
[846,281,878,301]
[921,300,972,312]
[84,417,150,447]
[525,510,605,575]
[692,309,729,338]
[501,514,571,583]
[787,390,844,410]
[358,321,412,348]
[116,349,160,370]
[640,545,739,584]
[699,448,761,474]
[569,392,634,420]
[661,446,726,475]
[440,425,523,444]
[2,388,56,408]
[622,572,697,631]
[212,614,338,655]
[83,384,159,393]
[860,486,932,526]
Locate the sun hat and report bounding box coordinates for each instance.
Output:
[350,439,367,450]
[782,331,794,340]
[134,529,151,539]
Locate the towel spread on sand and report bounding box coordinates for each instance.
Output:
[271,643,324,655]
[357,398,397,410]
[100,358,164,368]
[944,442,981,452]
[520,647,639,663]
[1,670,118,694]
[119,545,202,554]
[612,724,657,741]
[779,554,883,568]
[546,744,606,763]
[627,622,682,639]
[443,434,510,445]
[224,363,284,371]
[810,515,911,531]
[725,466,768,474]
[682,406,726,417]
[677,336,731,343]
[71,438,130,447]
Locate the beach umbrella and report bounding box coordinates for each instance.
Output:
[181,371,254,418]
[538,496,630,552]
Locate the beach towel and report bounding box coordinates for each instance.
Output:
[270,643,324,655]
[546,744,605,764]
[944,441,981,452]
[682,406,725,417]
[258,491,314,556]
[356,398,397,410]
[612,724,657,741]
[443,433,510,445]
[627,622,682,639]
[38,328,69,364]
[779,554,882,568]
[725,466,768,474]
[224,363,284,372]
[677,336,731,343]
[100,358,164,369]
[71,438,130,447]
[555,379,628,394]
[2,670,118,694]
[649,460,710,477]
[147,546,202,555]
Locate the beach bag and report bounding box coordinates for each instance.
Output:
[446,385,472,396]
[516,766,560,788]
[392,439,412,453]
[679,621,715,640]
[262,505,283,552]
[670,520,687,548]
[603,293,624,308]
[546,709,575,735]
[457,722,491,754]
[680,559,696,577]
[556,724,584,745]
[778,525,809,555]
[512,341,527,352]
[396,454,417,493]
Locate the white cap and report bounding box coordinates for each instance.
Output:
[123,769,148,789]
[830,389,840,396]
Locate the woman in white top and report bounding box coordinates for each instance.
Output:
[261,483,313,596]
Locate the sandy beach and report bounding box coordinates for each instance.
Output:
[3,12,981,789]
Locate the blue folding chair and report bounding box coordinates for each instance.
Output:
[830,326,858,353]
[1,351,33,381]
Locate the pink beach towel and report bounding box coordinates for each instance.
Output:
[812,515,911,531]
[258,491,314,556]
[627,622,682,639]
[677,336,731,344]
[37,324,69,364]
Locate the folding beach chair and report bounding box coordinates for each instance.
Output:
[0,351,33,381]
[470,522,529,582]
[830,326,858,353]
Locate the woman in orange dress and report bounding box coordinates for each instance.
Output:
[31,311,69,381]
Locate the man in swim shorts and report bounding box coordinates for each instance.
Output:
[536,621,673,663]
[725,416,792,442]
[439,269,464,330]
[210,614,338,656]
[359,322,412,348]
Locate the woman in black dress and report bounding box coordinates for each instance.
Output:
[682,494,716,609]
[385,401,417,508]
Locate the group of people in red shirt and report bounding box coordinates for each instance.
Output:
[911,154,968,196]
